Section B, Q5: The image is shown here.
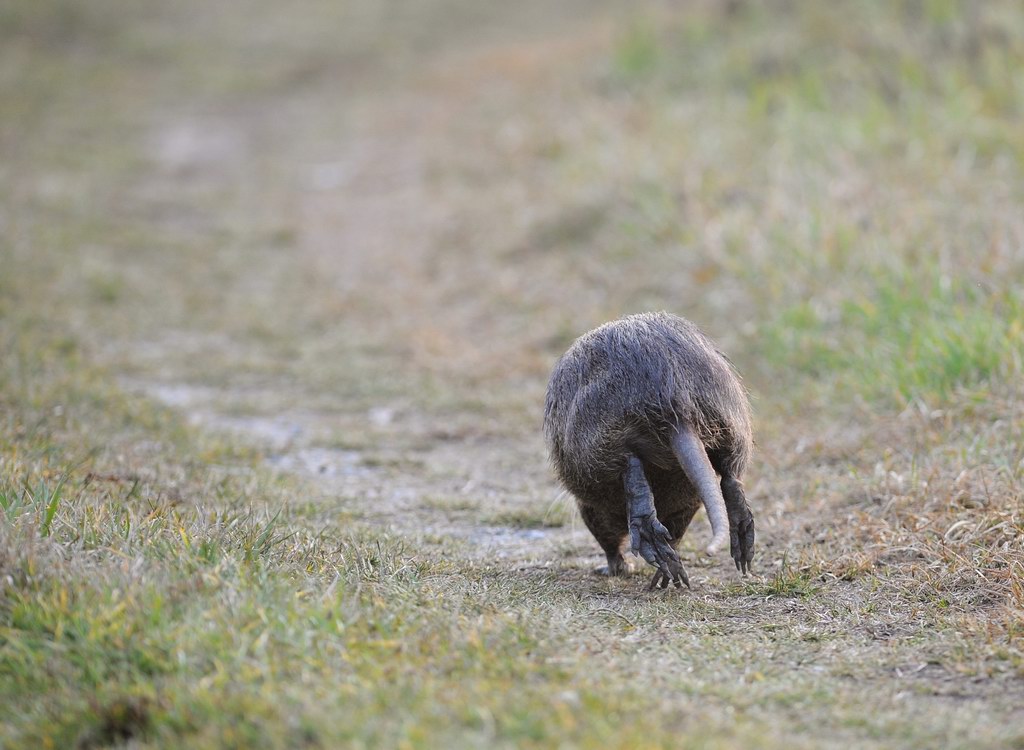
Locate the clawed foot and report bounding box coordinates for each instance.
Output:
[648,568,689,590]
[630,512,689,590]
[594,553,631,577]
[731,513,755,575]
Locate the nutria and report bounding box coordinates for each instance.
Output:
[543,312,754,590]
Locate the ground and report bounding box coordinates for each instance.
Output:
[1,1,1023,748]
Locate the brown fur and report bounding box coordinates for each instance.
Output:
[544,312,753,564]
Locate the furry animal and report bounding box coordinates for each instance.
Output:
[543,312,755,589]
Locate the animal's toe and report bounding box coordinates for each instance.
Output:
[730,515,755,576]
[647,571,665,590]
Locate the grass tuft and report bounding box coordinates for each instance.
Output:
[761,270,1024,405]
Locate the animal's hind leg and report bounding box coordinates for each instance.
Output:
[578,504,629,576]
[708,449,756,575]
[597,550,630,577]
[625,455,689,590]
[721,474,755,574]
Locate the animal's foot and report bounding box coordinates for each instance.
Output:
[647,567,690,591]
[594,553,632,577]
[731,512,755,575]
[630,512,689,590]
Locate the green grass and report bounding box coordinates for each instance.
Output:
[0,363,797,748]
[2,0,1023,747]
[612,20,659,79]
[16,473,68,538]
[744,557,821,599]
[761,269,1024,404]
[485,501,574,530]
[596,0,1024,412]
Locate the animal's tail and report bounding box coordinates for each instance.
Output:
[670,423,730,555]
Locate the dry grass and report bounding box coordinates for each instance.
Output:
[2,0,1023,747]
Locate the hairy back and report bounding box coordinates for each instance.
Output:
[544,312,752,487]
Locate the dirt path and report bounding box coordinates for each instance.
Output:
[123,9,632,571]
[83,0,1023,744]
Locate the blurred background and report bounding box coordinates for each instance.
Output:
[3,0,1022,419]
[3,1,1024,746]
[5,0,1024,589]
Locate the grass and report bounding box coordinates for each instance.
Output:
[2,0,1024,747]
[485,500,574,530]
[762,269,1024,404]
